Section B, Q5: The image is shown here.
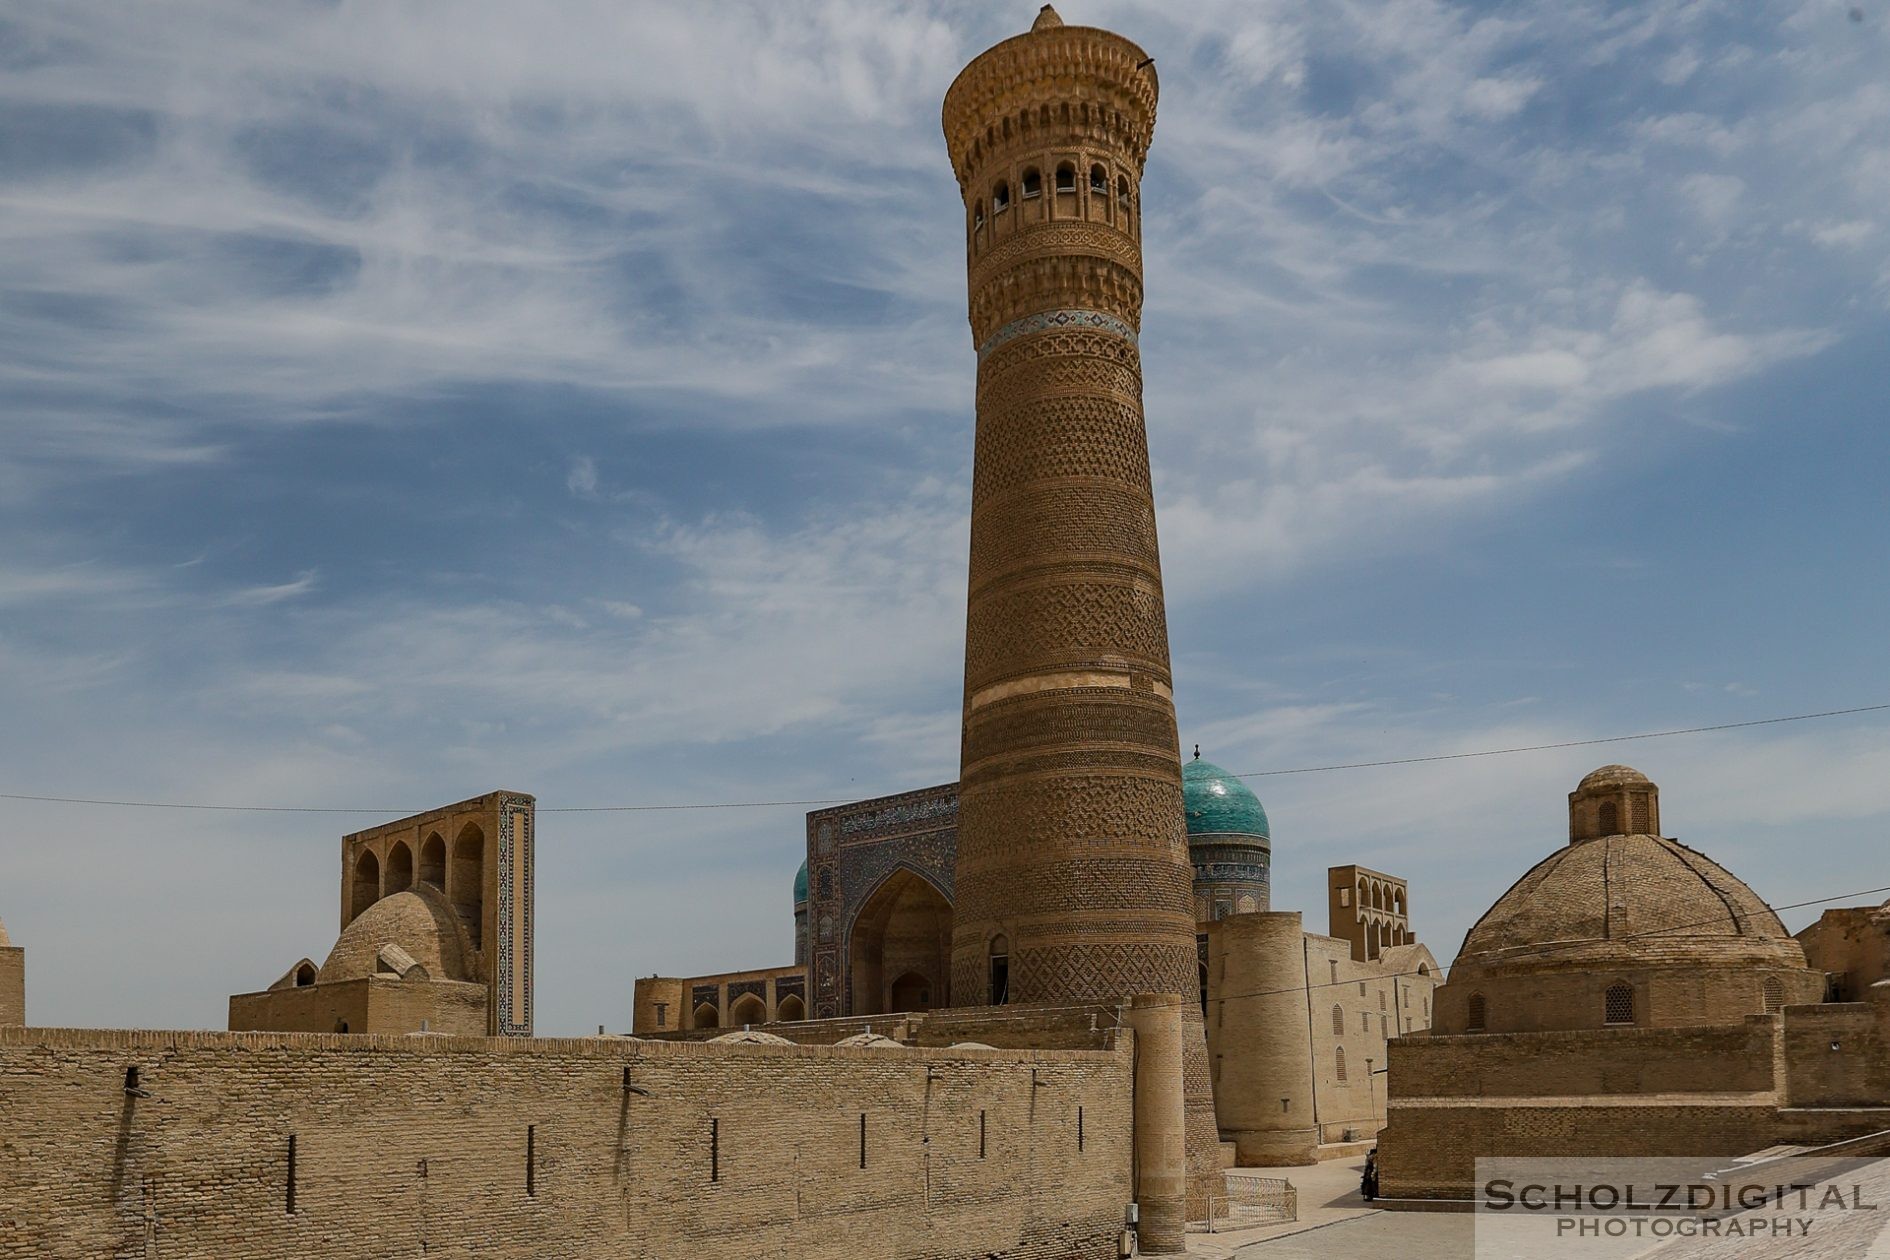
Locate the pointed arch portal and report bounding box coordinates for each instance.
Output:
[848,868,952,1016]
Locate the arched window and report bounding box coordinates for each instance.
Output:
[989,934,1010,1005]
[1466,993,1488,1032]
[1116,174,1131,204]
[776,993,805,1022]
[1598,801,1619,835]
[385,842,413,895]
[992,181,1011,212]
[452,823,484,948]
[1021,167,1042,198]
[1762,977,1786,1014]
[1054,162,1075,193]
[1604,982,1635,1025]
[729,993,766,1027]
[1335,1046,1348,1082]
[1237,893,1258,914]
[419,833,445,888]
[294,962,316,987]
[693,1003,719,1029]
[350,849,380,922]
[1331,1004,1345,1036]
[1089,164,1108,194]
[972,201,985,231]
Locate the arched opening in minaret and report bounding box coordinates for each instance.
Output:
[1021,167,1041,199]
[993,180,1010,212]
[1090,163,1108,194]
[848,868,952,1016]
[1055,162,1076,193]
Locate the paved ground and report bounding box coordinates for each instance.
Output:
[1185,1157,1382,1257]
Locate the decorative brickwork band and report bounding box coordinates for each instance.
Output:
[976,308,1137,361]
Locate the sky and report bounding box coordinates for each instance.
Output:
[1,0,1886,1036]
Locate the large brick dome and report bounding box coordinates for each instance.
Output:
[1457,831,1794,966]
[1433,767,1825,1033]
[319,885,473,984]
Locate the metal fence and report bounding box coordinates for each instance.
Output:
[1193,1172,1298,1232]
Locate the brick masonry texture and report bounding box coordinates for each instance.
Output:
[941,16,1221,1211]
[0,948,21,1027]
[0,1026,1132,1259]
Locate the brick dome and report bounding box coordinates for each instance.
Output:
[1435,769,1824,1033]
[1457,832,1795,966]
[319,885,473,984]
[1577,763,1651,791]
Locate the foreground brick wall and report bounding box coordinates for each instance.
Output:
[0,1027,1131,1259]
[1377,1021,1783,1199]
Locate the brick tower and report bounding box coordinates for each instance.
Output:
[942,5,1218,1216]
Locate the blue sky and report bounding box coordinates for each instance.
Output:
[2,0,1886,1034]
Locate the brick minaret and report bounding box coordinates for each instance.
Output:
[942,6,1217,1216]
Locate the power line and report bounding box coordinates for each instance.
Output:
[1,701,1883,817]
[1227,703,1890,781]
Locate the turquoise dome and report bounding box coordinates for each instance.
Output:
[1183,757,1269,840]
[793,860,809,904]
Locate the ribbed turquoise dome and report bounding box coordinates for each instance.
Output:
[1183,757,1269,840]
[793,860,809,904]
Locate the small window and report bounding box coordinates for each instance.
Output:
[1604,983,1635,1026]
[1328,960,1339,986]
[973,201,985,231]
[1089,164,1108,194]
[1380,1013,1389,1038]
[1598,801,1619,835]
[1021,168,1042,198]
[1214,900,1231,921]
[1335,1046,1348,1082]
[1331,1005,1344,1036]
[1055,162,1076,192]
[1762,977,1786,1014]
[993,181,1011,211]
[1116,174,1131,204]
[1378,990,1386,1010]
[1466,993,1487,1032]
[1360,1011,1369,1034]
[294,962,316,987]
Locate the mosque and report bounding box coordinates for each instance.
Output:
[635,754,1441,1165]
[2,7,1887,1257]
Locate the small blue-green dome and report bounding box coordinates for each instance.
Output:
[1183,757,1269,840]
[793,860,809,904]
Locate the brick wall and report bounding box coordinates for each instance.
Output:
[1376,1021,1784,1199]
[0,1027,1131,1259]
[1780,1002,1889,1107]
[229,975,487,1037]
[0,949,21,1027]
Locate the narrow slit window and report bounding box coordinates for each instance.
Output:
[1077,1105,1085,1151]
[526,1125,536,1197]
[979,1109,986,1159]
[1466,993,1487,1032]
[859,1113,868,1168]
[286,1134,297,1215]
[710,1118,719,1183]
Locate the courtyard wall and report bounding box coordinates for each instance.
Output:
[0,1026,1131,1259]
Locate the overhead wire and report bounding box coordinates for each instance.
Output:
[1,702,1883,816]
